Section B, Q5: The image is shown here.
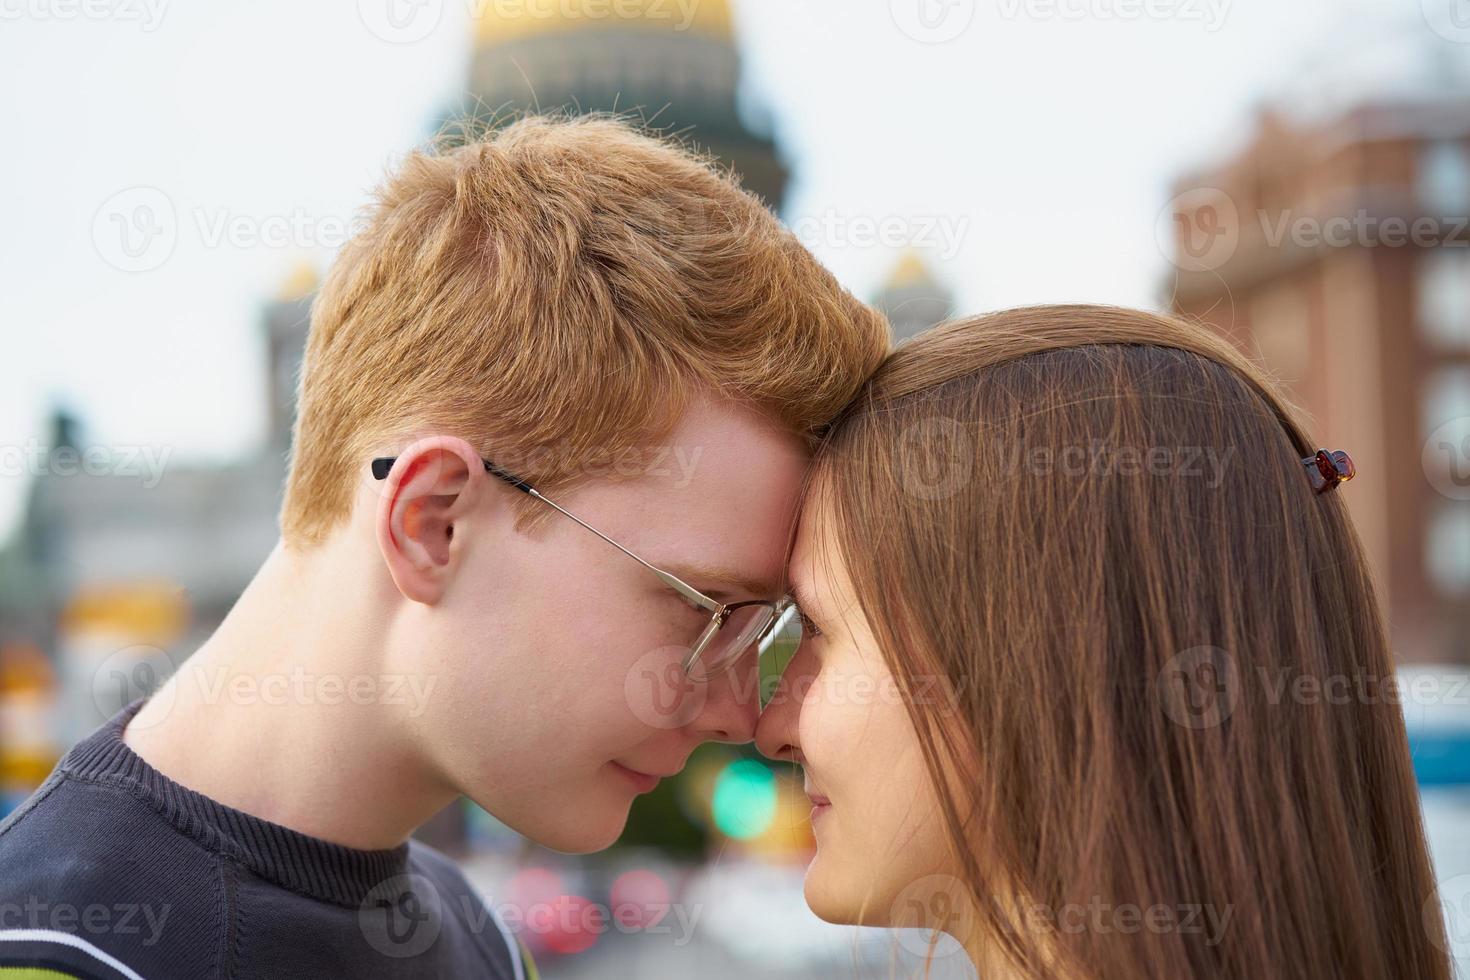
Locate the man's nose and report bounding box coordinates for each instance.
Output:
[754,650,810,763]
[687,654,763,744]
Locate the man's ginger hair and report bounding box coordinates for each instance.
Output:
[279,114,889,550]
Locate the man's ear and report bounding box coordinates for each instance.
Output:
[374,436,487,605]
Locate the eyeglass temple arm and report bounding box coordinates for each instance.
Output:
[371,455,532,492]
[523,488,721,613]
[371,455,720,614]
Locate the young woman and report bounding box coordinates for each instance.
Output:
[755,305,1451,979]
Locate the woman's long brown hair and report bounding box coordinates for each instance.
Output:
[810,305,1450,978]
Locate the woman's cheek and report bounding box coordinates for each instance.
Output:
[800,661,875,789]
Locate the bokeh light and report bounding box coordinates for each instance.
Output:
[711,759,777,840]
[610,869,671,929]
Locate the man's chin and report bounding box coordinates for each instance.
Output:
[508,802,631,855]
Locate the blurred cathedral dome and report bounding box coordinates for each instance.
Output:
[461,0,787,209]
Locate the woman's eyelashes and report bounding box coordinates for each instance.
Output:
[797,607,824,639]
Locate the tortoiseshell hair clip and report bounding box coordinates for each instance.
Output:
[1303,449,1355,494]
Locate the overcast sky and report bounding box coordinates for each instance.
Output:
[0,0,1449,541]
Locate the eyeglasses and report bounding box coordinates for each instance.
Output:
[371,455,790,678]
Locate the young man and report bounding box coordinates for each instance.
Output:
[0,115,888,978]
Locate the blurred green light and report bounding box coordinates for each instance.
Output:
[711,759,777,839]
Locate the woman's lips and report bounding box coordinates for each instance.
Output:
[805,779,832,819]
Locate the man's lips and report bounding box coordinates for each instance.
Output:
[611,761,677,794]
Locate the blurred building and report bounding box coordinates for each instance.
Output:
[1165,37,1470,665]
[8,275,312,749]
[460,0,787,210]
[874,250,954,343]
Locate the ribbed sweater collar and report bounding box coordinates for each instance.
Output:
[57,697,412,908]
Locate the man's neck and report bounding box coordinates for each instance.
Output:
[122,537,458,851]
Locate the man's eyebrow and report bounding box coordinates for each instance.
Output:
[660,561,782,601]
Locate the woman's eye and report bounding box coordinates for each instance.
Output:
[797,608,823,639]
